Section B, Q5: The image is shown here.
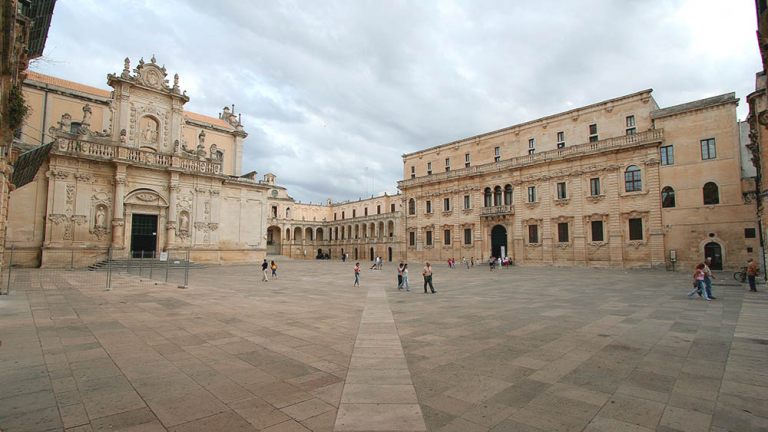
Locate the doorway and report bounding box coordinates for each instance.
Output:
[491,225,507,258]
[131,214,158,258]
[388,247,392,262]
[704,242,723,270]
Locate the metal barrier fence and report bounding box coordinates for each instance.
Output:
[0,248,194,295]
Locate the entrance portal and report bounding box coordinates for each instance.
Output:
[131,214,158,258]
[491,225,507,258]
[704,242,723,270]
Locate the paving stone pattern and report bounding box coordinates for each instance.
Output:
[0,261,766,431]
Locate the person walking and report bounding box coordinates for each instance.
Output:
[354,262,361,287]
[489,256,495,271]
[423,262,436,294]
[370,257,377,270]
[377,256,383,270]
[746,258,760,292]
[261,259,269,282]
[703,257,716,299]
[397,262,404,290]
[402,263,410,291]
[688,263,710,300]
[270,260,278,279]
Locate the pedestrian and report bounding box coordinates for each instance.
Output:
[489,256,495,271]
[377,256,383,270]
[354,262,361,287]
[397,262,404,289]
[462,257,469,269]
[447,258,452,268]
[342,253,346,263]
[402,263,410,291]
[270,260,278,279]
[703,257,716,300]
[687,263,710,300]
[370,258,377,270]
[747,258,760,292]
[423,262,436,294]
[261,259,269,282]
[470,257,474,267]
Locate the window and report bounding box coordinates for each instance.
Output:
[528,225,539,244]
[504,185,513,205]
[528,148,535,155]
[625,115,636,135]
[591,220,604,242]
[408,199,415,215]
[410,166,415,179]
[271,206,277,218]
[443,197,451,212]
[464,195,471,209]
[444,229,451,245]
[426,200,432,213]
[364,207,368,216]
[701,138,716,160]
[377,205,381,214]
[494,146,500,162]
[493,186,502,206]
[556,131,565,148]
[409,231,416,246]
[342,211,345,219]
[464,228,472,245]
[590,178,601,196]
[624,165,642,192]
[660,145,674,166]
[661,186,676,208]
[556,182,567,200]
[426,230,433,246]
[527,186,536,203]
[557,222,569,243]
[390,203,395,212]
[703,182,719,205]
[745,228,757,238]
[334,213,337,221]
[465,153,471,168]
[427,162,432,175]
[484,188,492,207]
[445,157,451,172]
[528,138,535,149]
[628,218,643,240]
[352,209,356,218]
[589,123,598,142]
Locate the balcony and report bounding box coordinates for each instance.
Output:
[398,129,664,189]
[480,205,514,217]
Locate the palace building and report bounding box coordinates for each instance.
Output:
[7,57,759,271]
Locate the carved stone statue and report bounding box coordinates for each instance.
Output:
[120,129,127,144]
[173,139,180,154]
[179,211,189,232]
[139,117,159,144]
[121,57,131,78]
[95,206,106,228]
[59,113,72,131]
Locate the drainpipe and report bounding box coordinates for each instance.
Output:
[40,86,49,145]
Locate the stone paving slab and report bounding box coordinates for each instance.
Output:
[0,261,767,431]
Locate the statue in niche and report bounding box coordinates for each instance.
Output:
[139,116,159,145]
[95,206,106,228]
[179,211,189,232]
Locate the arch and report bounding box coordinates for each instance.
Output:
[316,227,324,241]
[334,226,339,241]
[624,165,642,192]
[124,188,169,207]
[408,198,416,215]
[661,186,675,208]
[370,247,375,261]
[504,184,513,205]
[138,115,160,146]
[355,224,360,239]
[286,207,291,218]
[286,227,291,241]
[703,182,720,205]
[267,226,282,254]
[491,225,508,259]
[294,227,303,242]
[347,225,352,239]
[387,220,395,238]
[354,247,359,260]
[362,224,368,238]
[378,221,385,239]
[305,227,313,241]
[369,222,376,238]
[388,247,393,262]
[493,186,502,206]
[704,241,723,270]
[484,187,492,207]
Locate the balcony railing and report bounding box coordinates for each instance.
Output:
[51,135,222,175]
[480,205,514,217]
[398,129,664,188]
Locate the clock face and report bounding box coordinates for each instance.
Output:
[271,189,278,197]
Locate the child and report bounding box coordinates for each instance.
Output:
[688,263,710,300]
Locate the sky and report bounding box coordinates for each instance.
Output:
[31,0,762,203]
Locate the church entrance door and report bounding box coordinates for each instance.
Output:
[491,225,507,259]
[131,214,158,258]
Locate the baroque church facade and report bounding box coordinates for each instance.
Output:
[8,57,761,271]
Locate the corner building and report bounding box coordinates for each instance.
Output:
[399,90,757,270]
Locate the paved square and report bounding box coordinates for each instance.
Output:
[1,260,767,431]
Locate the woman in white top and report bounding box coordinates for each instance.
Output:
[402,264,410,292]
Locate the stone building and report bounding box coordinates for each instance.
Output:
[399,90,757,270]
[8,57,269,265]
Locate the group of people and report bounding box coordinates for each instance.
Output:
[688,257,761,300]
[260,259,278,282]
[353,261,436,293]
[488,256,512,271]
[369,256,383,270]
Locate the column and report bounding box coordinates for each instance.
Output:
[166,172,179,249]
[111,164,127,250]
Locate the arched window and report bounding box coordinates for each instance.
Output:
[286,207,291,218]
[624,165,642,192]
[408,198,415,215]
[703,182,719,205]
[484,188,492,207]
[661,186,675,208]
[504,184,513,205]
[493,186,502,206]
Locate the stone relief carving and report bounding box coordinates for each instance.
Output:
[48,214,68,225]
[89,192,112,240]
[135,193,158,202]
[49,170,70,180]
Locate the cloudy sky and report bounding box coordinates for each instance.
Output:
[31,0,760,203]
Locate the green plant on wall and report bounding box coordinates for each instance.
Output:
[7,85,29,132]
